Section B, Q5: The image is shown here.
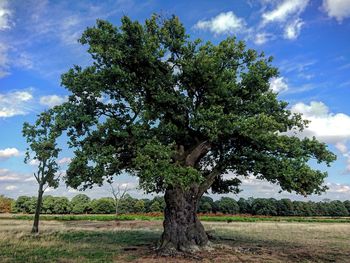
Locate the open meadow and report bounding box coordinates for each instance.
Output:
[0,217,349,263]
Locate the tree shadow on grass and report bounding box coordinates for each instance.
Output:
[212,231,347,263]
[0,230,161,263]
[1,228,347,263]
[58,229,161,246]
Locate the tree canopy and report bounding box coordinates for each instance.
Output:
[52,15,335,197]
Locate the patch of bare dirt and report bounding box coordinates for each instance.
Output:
[114,241,349,263]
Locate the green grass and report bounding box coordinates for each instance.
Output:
[0,229,160,263]
[2,213,350,223]
[1,219,350,262]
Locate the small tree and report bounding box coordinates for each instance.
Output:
[108,182,128,215]
[23,112,60,233]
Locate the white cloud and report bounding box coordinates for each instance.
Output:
[194,11,247,35]
[283,18,304,40]
[15,52,33,70]
[262,0,309,24]
[0,169,21,182]
[39,95,67,108]
[335,142,348,154]
[290,101,350,143]
[68,188,79,193]
[323,0,350,22]
[0,43,10,78]
[254,32,274,45]
[0,0,12,31]
[259,0,308,41]
[220,174,350,201]
[5,185,17,190]
[269,76,289,93]
[24,176,36,182]
[0,44,32,79]
[58,157,71,165]
[291,101,329,118]
[29,159,40,166]
[278,58,317,74]
[326,182,350,195]
[45,187,55,193]
[291,101,350,173]
[0,90,34,117]
[0,148,20,159]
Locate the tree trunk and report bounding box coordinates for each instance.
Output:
[159,187,208,253]
[32,184,44,234]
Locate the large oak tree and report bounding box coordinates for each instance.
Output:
[50,15,335,252]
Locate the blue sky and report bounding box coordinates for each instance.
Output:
[1,0,350,200]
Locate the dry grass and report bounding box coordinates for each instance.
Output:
[0,219,349,262]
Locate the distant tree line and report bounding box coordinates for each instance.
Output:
[1,194,350,216]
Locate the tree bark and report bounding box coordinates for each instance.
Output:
[32,184,44,234]
[159,186,208,253]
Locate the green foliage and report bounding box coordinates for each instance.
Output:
[251,198,278,216]
[49,14,335,197]
[134,200,145,213]
[13,196,36,213]
[40,196,71,214]
[118,194,137,213]
[344,200,350,214]
[53,197,71,214]
[325,201,349,216]
[237,197,251,214]
[42,196,56,214]
[150,201,162,212]
[90,198,115,214]
[10,194,350,217]
[6,214,350,223]
[276,198,294,216]
[70,194,91,214]
[23,111,61,189]
[217,197,239,214]
[198,196,214,213]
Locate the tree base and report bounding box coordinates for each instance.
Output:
[159,187,209,253]
[157,241,214,257]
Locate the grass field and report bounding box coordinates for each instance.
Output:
[2,213,350,223]
[0,218,349,262]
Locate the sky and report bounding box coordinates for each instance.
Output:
[1,0,350,201]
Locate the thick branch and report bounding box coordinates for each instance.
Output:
[198,166,222,196]
[185,141,211,167]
